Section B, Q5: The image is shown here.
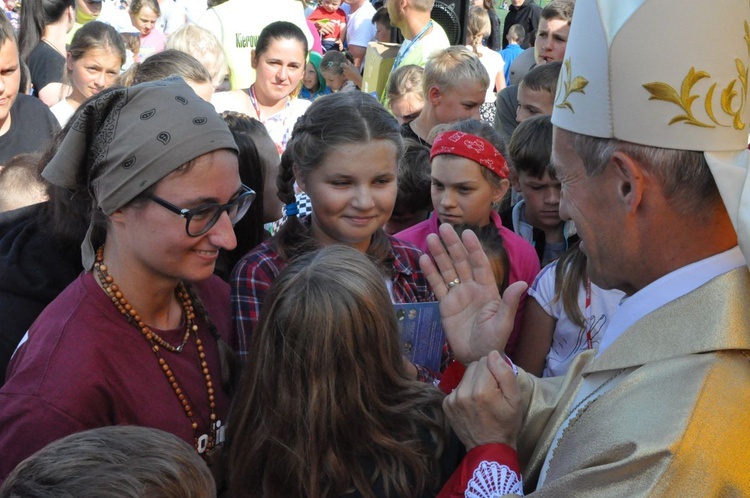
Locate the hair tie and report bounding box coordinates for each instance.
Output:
[430,131,509,179]
[284,202,299,217]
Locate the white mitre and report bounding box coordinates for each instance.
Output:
[551,0,750,265]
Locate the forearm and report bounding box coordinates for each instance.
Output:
[348,45,367,69]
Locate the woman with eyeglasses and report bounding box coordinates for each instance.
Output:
[0,77,252,481]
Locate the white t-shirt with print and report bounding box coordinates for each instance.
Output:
[528,262,625,377]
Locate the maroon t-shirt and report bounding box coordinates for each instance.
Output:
[0,272,233,481]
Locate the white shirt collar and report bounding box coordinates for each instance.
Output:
[597,246,746,356]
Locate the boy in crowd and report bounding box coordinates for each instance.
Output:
[308,0,347,52]
[500,24,525,85]
[493,0,574,142]
[516,60,561,122]
[502,114,577,266]
[0,14,58,165]
[0,426,216,497]
[400,46,488,146]
[372,6,392,43]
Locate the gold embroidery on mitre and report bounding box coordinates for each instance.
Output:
[555,58,589,113]
[642,21,750,130]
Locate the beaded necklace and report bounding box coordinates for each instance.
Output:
[94,246,217,454]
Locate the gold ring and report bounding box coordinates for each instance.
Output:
[447,278,461,289]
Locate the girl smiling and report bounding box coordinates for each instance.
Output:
[231,92,434,378]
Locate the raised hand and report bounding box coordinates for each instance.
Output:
[419,223,527,364]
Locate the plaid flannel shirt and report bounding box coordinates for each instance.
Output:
[231,232,435,372]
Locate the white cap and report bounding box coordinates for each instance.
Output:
[551,0,750,264]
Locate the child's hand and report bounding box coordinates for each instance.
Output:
[318,21,335,36]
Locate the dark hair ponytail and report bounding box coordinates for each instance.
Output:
[18,0,74,62]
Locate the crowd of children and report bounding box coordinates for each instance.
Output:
[0,0,643,494]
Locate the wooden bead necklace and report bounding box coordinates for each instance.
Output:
[94,246,217,454]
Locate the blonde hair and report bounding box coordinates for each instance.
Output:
[410,0,435,12]
[467,6,490,55]
[166,24,228,88]
[386,64,424,108]
[422,46,489,94]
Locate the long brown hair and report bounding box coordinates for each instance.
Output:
[224,246,447,498]
[552,241,587,328]
[274,91,404,265]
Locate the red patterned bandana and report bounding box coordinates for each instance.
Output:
[430,131,509,179]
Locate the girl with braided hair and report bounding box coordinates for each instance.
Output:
[0,78,251,481]
[465,5,506,125]
[231,91,435,379]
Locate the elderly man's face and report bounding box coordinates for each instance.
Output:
[552,127,630,292]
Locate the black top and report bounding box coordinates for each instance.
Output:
[502,0,542,49]
[487,9,503,51]
[0,203,83,385]
[400,121,430,147]
[26,42,65,98]
[0,94,60,165]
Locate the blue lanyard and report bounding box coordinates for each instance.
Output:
[392,20,433,70]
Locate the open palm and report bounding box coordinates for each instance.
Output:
[420,224,527,364]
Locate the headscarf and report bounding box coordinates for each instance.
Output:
[430,131,509,179]
[42,77,239,269]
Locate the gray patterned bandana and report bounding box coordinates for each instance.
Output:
[42,77,238,269]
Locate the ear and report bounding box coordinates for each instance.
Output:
[66,52,74,72]
[610,151,644,214]
[250,48,258,70]
[427,85,441,107]
[492,179,510,205]
[108,207,127,227]
[508,168,521,192]
[293,164,305,192]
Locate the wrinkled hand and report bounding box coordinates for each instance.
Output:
[419,224,527,364]
[443,350,523,450]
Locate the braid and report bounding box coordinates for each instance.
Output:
[273,126,319,261]
[367,230,395,273]
[184,282,239,396]
[276,148,297,206]
[471,36,483,56]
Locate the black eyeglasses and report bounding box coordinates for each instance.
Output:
[148,185,256,237]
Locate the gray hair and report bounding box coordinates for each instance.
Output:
[566,129,721,215]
